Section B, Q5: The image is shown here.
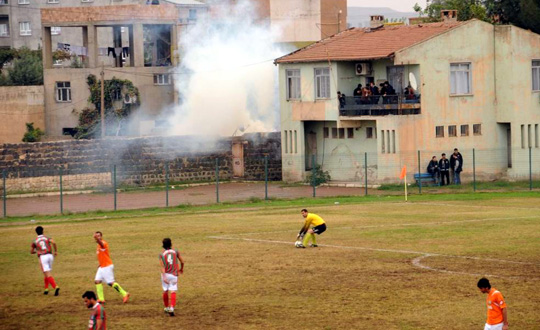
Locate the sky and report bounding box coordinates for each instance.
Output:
[348,0,428,12]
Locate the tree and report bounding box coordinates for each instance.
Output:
[414,3,424,16]
[2,47,43,86]
[74,74,141,139]
[22,122,45,142]
[423,0,489,21]
[485,0,540,33]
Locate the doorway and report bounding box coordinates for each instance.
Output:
[305,131,317,170]
[232,140,244,177]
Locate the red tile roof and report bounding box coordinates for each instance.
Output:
[275,21,466,64]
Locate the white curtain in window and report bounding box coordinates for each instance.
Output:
[450,63,470,94]
[532,61,540,91]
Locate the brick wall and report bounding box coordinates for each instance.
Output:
[0,133,281,193]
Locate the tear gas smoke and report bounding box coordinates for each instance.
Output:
[168,0,288,137]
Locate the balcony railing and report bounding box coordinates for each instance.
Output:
[339,95,421,116]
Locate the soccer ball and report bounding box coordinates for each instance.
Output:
[294,240,304,248]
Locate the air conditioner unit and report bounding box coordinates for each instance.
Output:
[355,62,372,76]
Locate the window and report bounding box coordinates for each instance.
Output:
[392,130,396,153]
[381,130,385,153]
[323,127,329,138]
[338,128,345,139]
[0,24,8,36]
[81,0,94,2]
[314,67,330,99]
[450,63,471,95]
[331,127,338,139]
[0,0,7,4]
[521,125,525,149]
[289,130,293,154]
[284,131,288,153]
[528,124,532,148]
[19,22,31,36]
[366,127,373,139]
[294,130,297,153]
[154,74,171,85]
[533,60,540,91]
[460,124,469,136]
[436,126,444,138]
[189,9,197,20]
[386,130,390,153]
[47,0,59,3]
[347,128,354,139]
[51,27,61,35]
[473,124,481,136]
[448,125,457,137]
[121,26,125,33]
[55,82,71,102]
[18,0,29,4]
[534,124,539,148]
[286,69,301,100]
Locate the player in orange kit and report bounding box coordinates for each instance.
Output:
[478,278,508,330]
[93,231,130,303]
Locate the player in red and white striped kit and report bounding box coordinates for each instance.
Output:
[159,238,184,316]
[30,226,60,296]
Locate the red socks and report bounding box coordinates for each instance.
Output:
[163,292,169,307]
[170,292,176,308]
[44,277,57,289]
[48,277,57,289]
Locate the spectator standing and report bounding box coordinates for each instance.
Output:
[450,148,463,185]
[369,82,380,104]
[353,84,363,104]
[427,156,439,183]
[439,153,450,186]
[337,91,346,109]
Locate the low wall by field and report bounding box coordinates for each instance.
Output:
[0,132,281,193]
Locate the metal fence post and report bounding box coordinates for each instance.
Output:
[2,170,6,218]
[165,161,169,207]
[364,152,368,196]
[264,155,268,200]
[529,147,533,191]
[417,150,422,194]
[113,165,117,211]
[473,148,476,192]
[311,154,316,197]
[215,158,219,203]
[59,167,63,214]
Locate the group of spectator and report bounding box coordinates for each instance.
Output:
[427,148,463,186]
[337,81,418,109]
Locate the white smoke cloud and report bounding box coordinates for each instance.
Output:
[168,0,289,137]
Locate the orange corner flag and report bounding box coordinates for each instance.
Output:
[399,166,407,180]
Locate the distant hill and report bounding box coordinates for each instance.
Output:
[347,7,419,28]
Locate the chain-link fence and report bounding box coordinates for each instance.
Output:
[2,148,539,218]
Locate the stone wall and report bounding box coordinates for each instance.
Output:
[0,132,281,193]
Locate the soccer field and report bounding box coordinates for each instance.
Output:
[0,194,539,329]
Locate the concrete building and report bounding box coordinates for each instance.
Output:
[0,0,206,51]
[206,0,347,46]
[41,4,182,138]
[275,19,540,183]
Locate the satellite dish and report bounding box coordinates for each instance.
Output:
[409,72,418,90]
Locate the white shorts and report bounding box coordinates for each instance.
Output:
[161,273,178,291]
[484,322,504,330]
[95,265,115,284]
[39,254,54,272]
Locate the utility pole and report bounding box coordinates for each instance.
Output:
[100,63,105,138]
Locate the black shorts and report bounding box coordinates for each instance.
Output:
[312,223,326,235]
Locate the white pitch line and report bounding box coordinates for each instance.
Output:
[209,236,540,279]
[213,215,538,238]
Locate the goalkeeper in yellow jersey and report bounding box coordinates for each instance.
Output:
[296,209,326,248]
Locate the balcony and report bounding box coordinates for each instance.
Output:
[339,95,421,116]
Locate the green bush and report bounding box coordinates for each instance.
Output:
[22,122,45,142]
[305,165,331,186]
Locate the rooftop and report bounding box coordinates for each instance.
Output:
[275,21,466,64]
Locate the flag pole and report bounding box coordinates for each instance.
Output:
[404,174,408,202]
